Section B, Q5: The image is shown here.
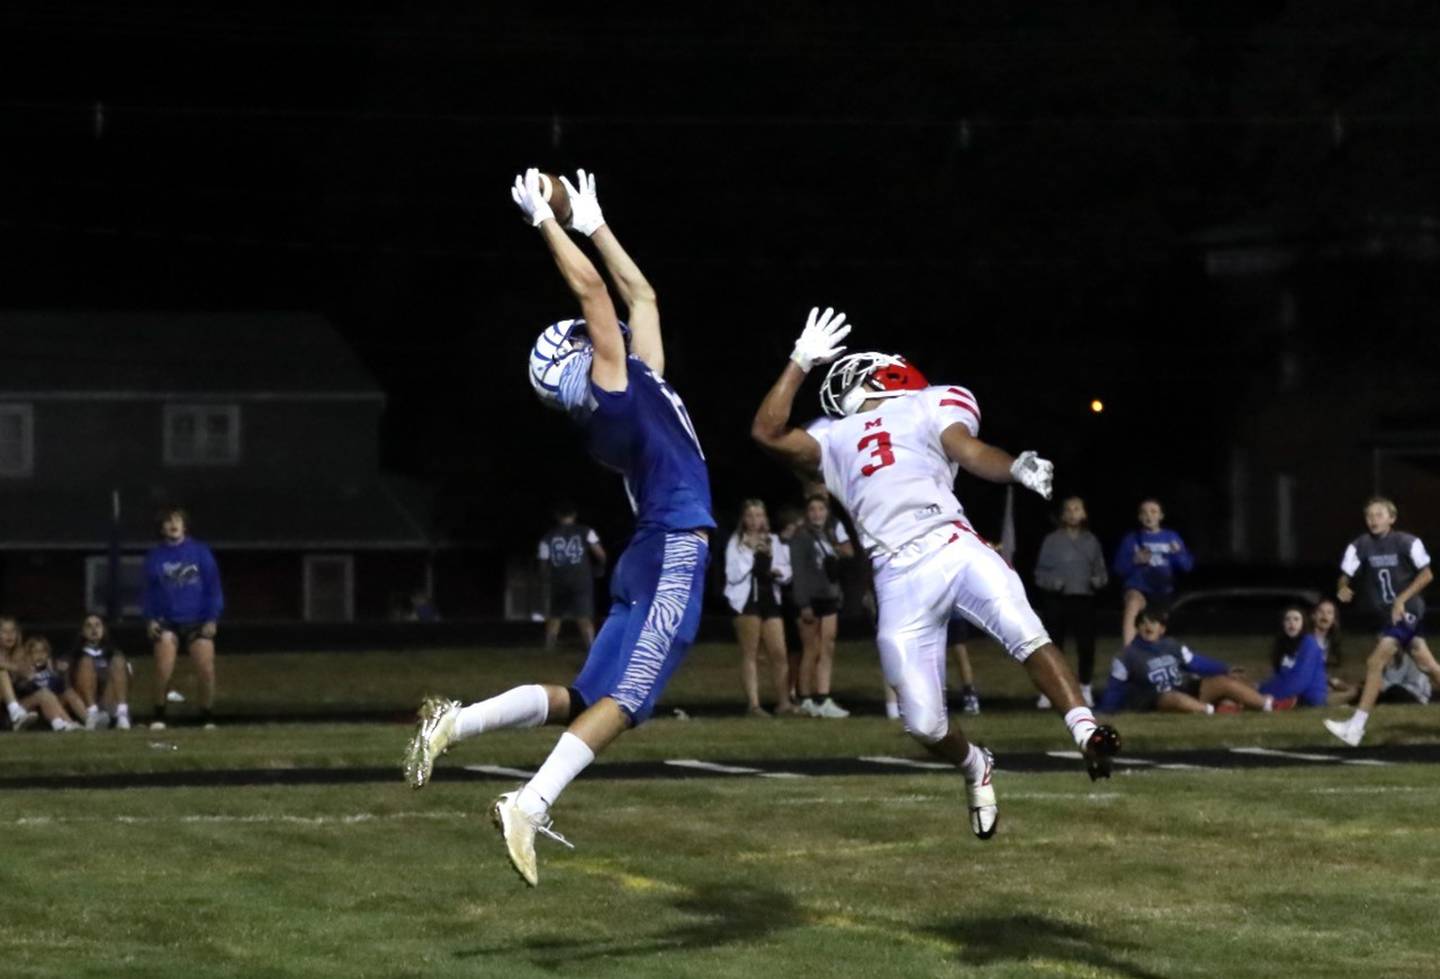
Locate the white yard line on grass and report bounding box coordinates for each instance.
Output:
[11,811,470,826]
[462,764,537,778]
[1230,747,1341,763]
[665,759,806,778]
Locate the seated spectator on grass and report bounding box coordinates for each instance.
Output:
[1098,609,1294,715]
[1377,648,1433,705]
[1259,606,1332,708]
[69,614,132,731]
[1,615,39,731]
[1310,598,1358,703]
[10,636,81,732]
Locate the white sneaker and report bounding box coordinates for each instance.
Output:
[491,790,573,887]
[85,710,111,732]
[57,720,82,733]
[1323,718,1364,748]
[149,720,167,731]
[798,698,820,717]
[166,690,186,703]
[1082,684,1095,708]
[1035,694,1052,710]
[10,710,38,732]
[115,714,132,731]
[966,747,998,840]
[815,697,850,719]
[404,696,461,789]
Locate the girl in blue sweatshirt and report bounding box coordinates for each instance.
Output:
[1260,606,1330,707]
[1113,498,1193,645]
[143,507,223,730]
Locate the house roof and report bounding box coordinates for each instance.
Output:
[0,479,434,551]
[0,312,382,400]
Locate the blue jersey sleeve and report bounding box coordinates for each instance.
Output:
[1179,646,1228,677]
[1113,532,1138,578]
[1260,637,1327,704]
[1166,531,1195,573]
[200,544,225,622]
[1098,661,1128,713]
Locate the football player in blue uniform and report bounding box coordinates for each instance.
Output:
[404,169,714,886]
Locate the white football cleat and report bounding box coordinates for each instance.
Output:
[1323,718,1364,748]
[404,696,462,789]
[966,747,999,841]
[815,697,850,719]
[491,790,573,887]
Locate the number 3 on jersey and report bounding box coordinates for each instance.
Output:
[858,430,895,476]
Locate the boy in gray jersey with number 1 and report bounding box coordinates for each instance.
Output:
[1324,497,1437,746]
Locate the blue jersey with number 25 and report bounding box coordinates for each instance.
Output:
[585,357,715,533]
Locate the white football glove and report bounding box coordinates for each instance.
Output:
[510,168,554,228]
[790,306,853,372]
[1010,451,1054,500]
[559,168,606,237]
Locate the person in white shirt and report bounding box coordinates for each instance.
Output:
[751,307,1121,841]
[723,499,795,716]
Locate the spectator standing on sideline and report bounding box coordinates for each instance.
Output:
[1,616,39,731]
[144,507,223,730]
[538,503,606,651]
[774,506,805,702]
[790,494,850,718]
[69,614,131,730]
[1033,496,1107,708]
[1113,499,1193,646]
[723,499,795,716]
[1324,497,1437,746]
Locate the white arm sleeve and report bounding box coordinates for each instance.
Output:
[1340,543,1361,577]
[1412,537,1432,571]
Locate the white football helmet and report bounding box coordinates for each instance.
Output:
[819,352,930,417]
[528,318,595,414]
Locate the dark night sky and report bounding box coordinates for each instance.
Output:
[4,1,1440,560]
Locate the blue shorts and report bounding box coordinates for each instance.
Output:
[572,529,709,726]
[1381,611,1424,646]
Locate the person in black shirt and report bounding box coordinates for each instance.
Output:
[537,502,607,652]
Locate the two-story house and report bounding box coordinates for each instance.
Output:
[0,312,434,622]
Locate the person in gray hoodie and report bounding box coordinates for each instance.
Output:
[1033,496,1107,707]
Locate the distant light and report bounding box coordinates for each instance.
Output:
[1090,399,1104,414]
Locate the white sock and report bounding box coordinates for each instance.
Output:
[50,717,69,731]
[7,701,24,722]
[116,704,130,721]
[1262,695,1274,712]
[1063,706,1097,748]
[961,743,988,783]
[1351,709,1369,731]
[884,700,901,720]
[1204,704,1215,714]
[457,685,549,740]
[519,732,595,817]
[86,704,99,718]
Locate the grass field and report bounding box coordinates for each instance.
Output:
[3,637,1438,977]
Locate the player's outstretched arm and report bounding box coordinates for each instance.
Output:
[941,427,1054,500]
[751,307,851,476]
[560,170,664,375]
[511,168,626,391]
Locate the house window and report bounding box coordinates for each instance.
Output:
[303,555,354,622]
[0,404,35,477]
[85,555,147,618]
[164,404,240,465]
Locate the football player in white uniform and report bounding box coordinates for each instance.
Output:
[752,307,1121,840]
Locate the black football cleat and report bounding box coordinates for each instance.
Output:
[1083,725,1121,781]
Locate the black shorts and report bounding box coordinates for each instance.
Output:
[547,579,594,620]
[807,597,840,618]
[1124,678,1199,712]
[740,592,782,620]
[157,621,209,647]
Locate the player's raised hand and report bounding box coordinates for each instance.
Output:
[560,169,606,237]
[510,168,555,228]
[1010,450,1054,500]
[790,306,852,372]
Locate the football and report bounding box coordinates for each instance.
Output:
[536,172,572,226]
